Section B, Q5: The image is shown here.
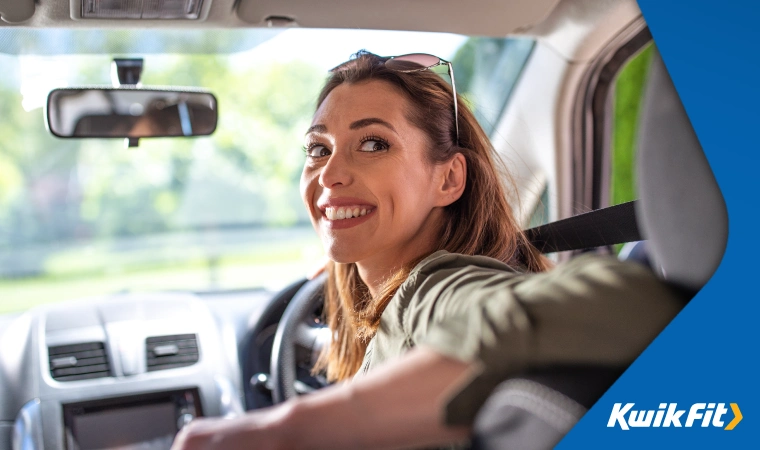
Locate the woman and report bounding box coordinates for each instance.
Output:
[172,51,683,449]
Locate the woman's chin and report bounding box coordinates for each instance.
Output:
[323,245,368,265]
[326,251,360,265]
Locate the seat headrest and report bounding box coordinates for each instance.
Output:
[635,49,728,291]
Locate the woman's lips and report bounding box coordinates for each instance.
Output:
[321,206,376,230]
[316,197,377,230]
[324,205,373,220]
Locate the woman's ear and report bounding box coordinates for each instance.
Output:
[436,153,466,207]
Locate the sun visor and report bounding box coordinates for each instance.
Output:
[0,0,35,24]
[236,0,562,36]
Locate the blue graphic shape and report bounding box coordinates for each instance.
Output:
[559,0,759,447]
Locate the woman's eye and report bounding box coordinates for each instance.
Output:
[358,139,389,152]
[305,145,331,158]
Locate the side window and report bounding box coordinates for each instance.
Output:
[527,186,550,229]
[608,42,654,252]
[452,37,535,135]
[609,43,654,207]
[451,36,542,229]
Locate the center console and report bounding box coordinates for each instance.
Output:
[62,389,202,450]
[3,294,248,450]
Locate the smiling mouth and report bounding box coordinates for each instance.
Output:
[324,206,374,221]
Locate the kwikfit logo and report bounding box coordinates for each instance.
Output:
[607,403,742,430]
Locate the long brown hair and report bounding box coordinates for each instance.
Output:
[314,51,550,381]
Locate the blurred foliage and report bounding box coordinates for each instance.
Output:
[0,56,323,248]
[611,44,654,207]
[0,51,325,285]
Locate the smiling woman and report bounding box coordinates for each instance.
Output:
[171,51,683,450]
[302,51,550,381]
[303,81,457,272]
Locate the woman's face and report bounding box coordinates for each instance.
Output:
[300,80,453,276]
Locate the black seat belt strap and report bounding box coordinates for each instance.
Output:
[525,201,641,253]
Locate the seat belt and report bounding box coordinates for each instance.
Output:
[525,201,641,253]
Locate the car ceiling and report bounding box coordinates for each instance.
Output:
[0,0,641,66]
[1,0,561,34]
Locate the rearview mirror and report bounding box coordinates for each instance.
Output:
[46,88,218,142]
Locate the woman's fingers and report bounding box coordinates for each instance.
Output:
[172,417,246,450]
[171,408,294,450]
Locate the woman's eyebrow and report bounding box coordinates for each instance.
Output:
[350,118,397,133]
[305,118,397,136]
[305,124,327,135]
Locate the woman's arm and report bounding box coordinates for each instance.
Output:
[409,253,685,424]
[171,347,474,450]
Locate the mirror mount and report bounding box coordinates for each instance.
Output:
[113,59,144,146]
[112,58,144,87]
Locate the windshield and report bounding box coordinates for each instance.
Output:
[0,28,534,314]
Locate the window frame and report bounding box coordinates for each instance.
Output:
[571,20,653,215]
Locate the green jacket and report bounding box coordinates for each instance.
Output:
[356,250,684,425]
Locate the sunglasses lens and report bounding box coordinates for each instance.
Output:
[386,53,441,70]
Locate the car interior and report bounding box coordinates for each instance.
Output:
[0,0,728,449]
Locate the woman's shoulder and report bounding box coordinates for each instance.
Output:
[395,250,521,305]
[410,250,517,277]
[400,250,671,306]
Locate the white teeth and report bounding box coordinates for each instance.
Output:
[324,206,372,221]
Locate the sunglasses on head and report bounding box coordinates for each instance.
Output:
[331,53,460,145]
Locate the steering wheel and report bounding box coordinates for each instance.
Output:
[270,272,330,403]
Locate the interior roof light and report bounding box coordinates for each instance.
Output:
[81,0,204,20]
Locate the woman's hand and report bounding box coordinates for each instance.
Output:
[171,406,293,450]
[170,348,472,450]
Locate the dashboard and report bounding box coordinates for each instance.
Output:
[0,288,279,450]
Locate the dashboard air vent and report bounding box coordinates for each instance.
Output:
[146,334,199,372]
[48,342,110,381]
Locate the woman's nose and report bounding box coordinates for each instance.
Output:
[319,150,353,188]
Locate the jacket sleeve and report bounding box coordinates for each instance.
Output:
[405,254,685,425]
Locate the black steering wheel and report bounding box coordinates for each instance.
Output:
[270,272,330,403]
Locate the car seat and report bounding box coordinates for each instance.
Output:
[470,48,728,449]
